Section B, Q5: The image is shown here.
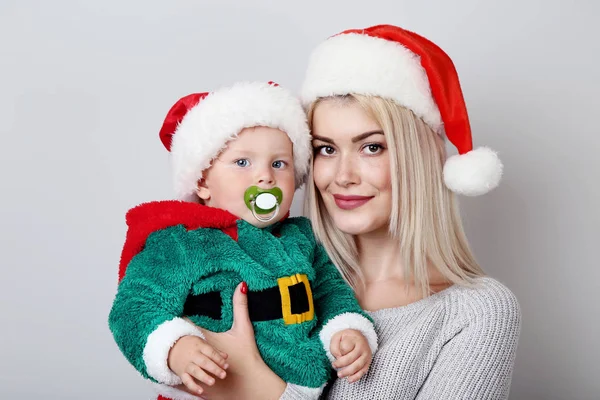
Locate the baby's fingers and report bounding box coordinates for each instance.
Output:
[330,334,343,359]
[186,363,218,387]
[346,363,369,383]
[181,372,204,396]
[198,342,229,370]
[337,352,368,378]
[192,354,227,380]
[332,348,360,370]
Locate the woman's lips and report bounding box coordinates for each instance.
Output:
[333,194,374,210]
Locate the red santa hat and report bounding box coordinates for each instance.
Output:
[301,25,502,196]
[159,81,311,202]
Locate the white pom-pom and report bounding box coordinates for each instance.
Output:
[443,147,503,196]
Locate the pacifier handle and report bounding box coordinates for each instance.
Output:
[249,201,280,222]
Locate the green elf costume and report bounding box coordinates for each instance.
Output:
[109,82,378,400]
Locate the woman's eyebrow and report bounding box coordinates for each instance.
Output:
[311,135,334,144]
[312,130,384,145]
[351,130,384,143]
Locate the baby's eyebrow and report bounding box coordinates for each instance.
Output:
[225,149,253,157]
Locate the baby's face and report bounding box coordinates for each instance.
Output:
[197,126,296,228]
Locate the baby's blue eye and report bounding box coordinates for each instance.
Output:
[272,160,286,169]
[236,159,250,167]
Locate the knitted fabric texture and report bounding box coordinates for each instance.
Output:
[281,277,521,399]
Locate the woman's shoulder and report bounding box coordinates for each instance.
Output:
[446,276,521,328]
[454,276,519,303]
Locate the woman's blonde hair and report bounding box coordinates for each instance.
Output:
[304,94,484,296]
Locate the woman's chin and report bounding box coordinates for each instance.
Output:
[330,216,388,237]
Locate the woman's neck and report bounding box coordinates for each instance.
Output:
[354,229,453,310]
[355,229,403,283]
[354,229,451,287]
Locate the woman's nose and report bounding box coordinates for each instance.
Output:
[335,155,359,187]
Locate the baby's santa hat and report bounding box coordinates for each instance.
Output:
[159,81,311,202]
[301,25,503,196]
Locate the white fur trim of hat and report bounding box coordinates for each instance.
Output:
[159,81,311,202]
[301,25,502,196]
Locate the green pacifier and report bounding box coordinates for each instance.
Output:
[244,186,283,222]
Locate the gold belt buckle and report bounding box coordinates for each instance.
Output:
[277,273,315,325]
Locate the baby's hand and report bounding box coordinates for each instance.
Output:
[168,335,229,395]
[330,329,373,383]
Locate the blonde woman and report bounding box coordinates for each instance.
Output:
[174,25,521,400]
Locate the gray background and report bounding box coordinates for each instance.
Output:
[1,0,598,399]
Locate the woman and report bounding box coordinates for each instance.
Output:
[173,24,521,400]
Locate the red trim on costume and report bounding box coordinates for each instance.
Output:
[118,201,239,282]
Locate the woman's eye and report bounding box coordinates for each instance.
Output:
[363,144,383,155]
[272,160,286,169]
[235,159,250,167]
[315,146,335,156]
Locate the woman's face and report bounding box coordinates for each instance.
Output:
[311,99,392,236]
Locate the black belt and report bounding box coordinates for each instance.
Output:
[183,276,313,323]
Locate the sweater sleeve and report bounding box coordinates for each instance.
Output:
[278,383,319,400]
[415,286,521,400]
[108,226,205,385]
[311,242,378,362]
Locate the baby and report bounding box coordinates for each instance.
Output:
[109,82,378,400]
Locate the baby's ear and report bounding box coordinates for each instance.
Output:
[196,178,210,201]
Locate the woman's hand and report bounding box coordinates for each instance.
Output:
[175,282,287,400]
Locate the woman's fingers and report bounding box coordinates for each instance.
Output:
[230,282,254,336]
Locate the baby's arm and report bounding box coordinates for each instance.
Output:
[108,226,227,387]
[286,218,377,365]
[309,240,378,369]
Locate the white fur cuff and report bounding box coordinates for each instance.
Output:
[319,313,378,363]
[143,318,205,385]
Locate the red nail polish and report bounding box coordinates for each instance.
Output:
[241,282,248,294]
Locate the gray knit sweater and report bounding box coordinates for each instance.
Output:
[281,277,521,400]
